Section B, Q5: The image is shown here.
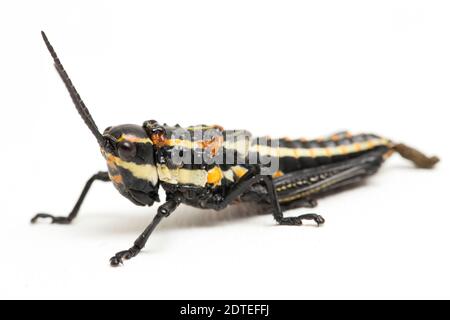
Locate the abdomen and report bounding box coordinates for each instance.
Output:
[242,131,394,206]
[266,131,393,176]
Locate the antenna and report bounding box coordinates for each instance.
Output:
[41,31,105,146]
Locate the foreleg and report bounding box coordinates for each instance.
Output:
[109,194,182,267]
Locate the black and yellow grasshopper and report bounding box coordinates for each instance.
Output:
[32,32,439,266]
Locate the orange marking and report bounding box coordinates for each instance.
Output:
[354,143,362,152]
[331,134,340,142]
[207,167,223,186]
[199,135,224,157]
[106,155,120,176]
[366,140,374,149]
[325,148,332,157]
[213,124,224,131]
[273,170,284,178]
[308,148,316,157]
[339,145,348,155]
[107,154,117,166]
[150,131,167,147]
[110,174,123,184]
[346,132,352,139]
[232,166,248,179]
[118,134,151,143]
[153,132,224,156]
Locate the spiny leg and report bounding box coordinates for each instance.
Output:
[31,171,110,224]
[110,195,181,267]
[276,212,325,226]
[262,176,324,227]
[271,161,389,226]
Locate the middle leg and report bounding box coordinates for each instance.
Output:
[205,166,325,227]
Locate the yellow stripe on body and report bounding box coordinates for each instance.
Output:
[157,164,209,186]
[117,134,153,144]
[155,137,250,155]
[187,125,223,131]
[106,153,159,185]
[157,133,390,160]
[157,165,250,187]
[251,138,391,158]
[163,139,199,149]
[162,138,223,155]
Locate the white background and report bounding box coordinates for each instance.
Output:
[1,1,449,299]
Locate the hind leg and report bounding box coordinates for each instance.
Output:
[260,177,324,227]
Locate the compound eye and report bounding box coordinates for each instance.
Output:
[118,141,137,160]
